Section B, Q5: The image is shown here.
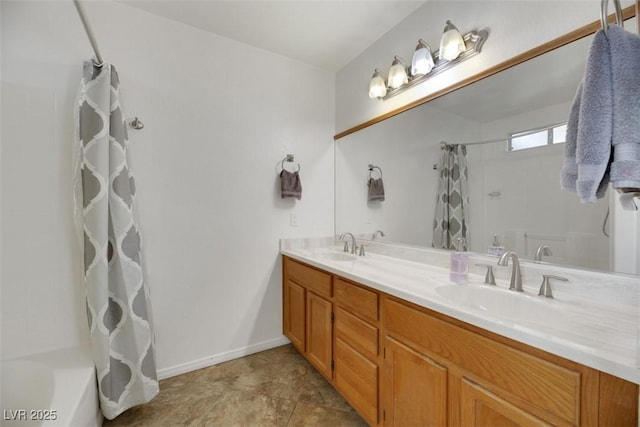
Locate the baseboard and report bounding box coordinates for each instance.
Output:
[157,335,291,380]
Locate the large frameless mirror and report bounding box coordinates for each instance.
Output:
[336,16,639,275]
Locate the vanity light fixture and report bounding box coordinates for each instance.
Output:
[411,39,435,76]
[368,22,488,101]
[368,69,387,99]
[439,20,466,61]
[387,56,409,89]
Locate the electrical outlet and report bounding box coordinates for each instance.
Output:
[290,213,298,227]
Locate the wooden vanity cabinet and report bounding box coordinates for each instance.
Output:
[282,256,639,427]
[283,257,333,379]
[282,257,381,425]
[382,294,638,427]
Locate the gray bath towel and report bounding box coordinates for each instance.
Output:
[560,80,582,193]
[280,170,302,200]
[368,178,385,202]
[608,25,640,190]
[560,30,612,202]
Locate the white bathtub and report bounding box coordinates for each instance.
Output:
[1,345,102,427]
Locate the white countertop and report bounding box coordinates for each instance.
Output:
[281,241,640,385]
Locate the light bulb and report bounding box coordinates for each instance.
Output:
[439,20,466,61]
[368,69,387,99]
[411,40,434,76]
[388,56,408,89]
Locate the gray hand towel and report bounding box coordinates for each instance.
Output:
[608,26,640,190]
[560,30,613,203]
[280,170,302,200]
[368,178,385,202]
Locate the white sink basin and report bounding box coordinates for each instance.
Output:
[435,284,569,326]
[312,250,358,262]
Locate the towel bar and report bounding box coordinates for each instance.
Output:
[601,0,624,34]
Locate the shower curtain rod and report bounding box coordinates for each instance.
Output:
[442,121,566,149]
[73,0,104,65]
[441,137,512,149]
[440,138,506,149]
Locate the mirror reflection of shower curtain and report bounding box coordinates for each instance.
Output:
[75,61,159,419]
[432,144,469,250]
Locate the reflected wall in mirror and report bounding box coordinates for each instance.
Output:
[336,18,639,275]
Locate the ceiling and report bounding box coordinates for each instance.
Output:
[118,0,427,71]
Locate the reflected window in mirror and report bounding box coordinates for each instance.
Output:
[508,122,567,152]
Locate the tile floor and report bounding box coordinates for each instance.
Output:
[103,344,367,426]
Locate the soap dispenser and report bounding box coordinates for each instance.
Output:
[450,237,469,283]
[488,234,505,257]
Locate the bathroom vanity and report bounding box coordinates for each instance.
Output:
[281,241,639,427]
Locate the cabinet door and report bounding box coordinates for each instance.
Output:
[284,279,306,352]
[335,337,378,426]
[460,378,551,427]
[383,337,447,427]
[307,291,333,379]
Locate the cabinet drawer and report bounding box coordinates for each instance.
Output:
[284,257,332,298]
[384,297,582,425]
[335,337,378,426]
[335,278,378,322]
[335,307,378,361]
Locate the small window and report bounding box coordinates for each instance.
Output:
[508,123,567,152]
[552,124,567,144]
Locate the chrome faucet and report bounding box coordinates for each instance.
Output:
[339,232,357,254]
[497,251,523,292]
[534,245,552,262]
[372,230,385,240]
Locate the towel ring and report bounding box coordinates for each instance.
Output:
[601,0,623,34]
[368,164,383,179]
[280,154,300,173]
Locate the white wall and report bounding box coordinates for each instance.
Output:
[335,0,636,134]
[335,103,479,247]
[1,0,335,376]
[466,101,610,271]
[611,196,640,274]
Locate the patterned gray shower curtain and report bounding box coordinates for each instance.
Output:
[432,144,469,250]
[76,61,158,419]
